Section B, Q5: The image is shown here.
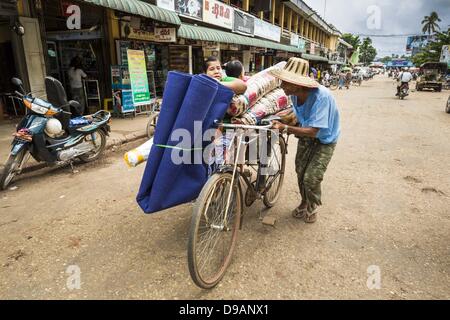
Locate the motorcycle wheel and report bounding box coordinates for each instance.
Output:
[0,149,28,190]
[78,130,107,163]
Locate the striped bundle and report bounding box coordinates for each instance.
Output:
[232,88,292,125]
[226,61,287,117]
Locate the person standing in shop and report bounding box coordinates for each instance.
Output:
[68,56,87,116]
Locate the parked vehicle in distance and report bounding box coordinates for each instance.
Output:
[416,62,447,92]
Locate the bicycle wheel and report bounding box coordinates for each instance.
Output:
[263,137,286,208]
[146,112,159,139]
[188,172,242,289]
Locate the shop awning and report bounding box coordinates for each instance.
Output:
[178,24,303,53]
[328,60,345,65]
[301,53,329,62]
[82,0,181,26]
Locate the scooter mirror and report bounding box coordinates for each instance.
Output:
[12,78,23,87]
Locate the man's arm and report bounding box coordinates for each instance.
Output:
[272,121,319,138]
[221,78,247,94]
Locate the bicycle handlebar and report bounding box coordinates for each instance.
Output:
[214,120,274,131]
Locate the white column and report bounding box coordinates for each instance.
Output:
[188,45,193,74]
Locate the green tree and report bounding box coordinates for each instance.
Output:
[380,56,392,63]
[412,28,450,66]
[341,33,361,49]
[422,11,441,35]
[359,37,377,65]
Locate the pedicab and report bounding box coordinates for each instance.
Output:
[134,63,291,289]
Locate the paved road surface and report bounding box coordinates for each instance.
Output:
[0,76,449,299]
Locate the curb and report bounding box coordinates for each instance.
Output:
[106,130,148,149]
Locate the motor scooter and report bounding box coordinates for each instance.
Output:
[398,82,409,100]
[0,77,111,190]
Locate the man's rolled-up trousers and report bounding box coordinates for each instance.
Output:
[295,136,336,213]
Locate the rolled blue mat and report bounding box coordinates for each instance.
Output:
[138,74,235,213]
[137,71,192,213]
[152,77,235,212]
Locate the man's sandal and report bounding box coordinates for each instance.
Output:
[292,207,307,219]
[304,210,318,223]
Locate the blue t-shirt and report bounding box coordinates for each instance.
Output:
[291,85,341,144]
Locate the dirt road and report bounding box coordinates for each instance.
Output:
[0,76,449,299]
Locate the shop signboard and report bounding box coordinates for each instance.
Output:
[175,0,203,21]
[440,45,450,68]
[309,43,315,55]
[154,27,176,42]
[290,33,299,47]
[120,90,135,113]
[121,21,155,42]
[203,0,233,30]
[233,9,254,36]
[254,18,280,42]
[263,48,277,56]
[156,0,175,11]
[298,39,306,52]
[406,35,433,56]
[203,41,220,51]
[276,51,288,58]
[127,50,152,106]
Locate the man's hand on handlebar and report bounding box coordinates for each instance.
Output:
[271,120,286,131]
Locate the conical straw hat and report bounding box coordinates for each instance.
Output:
[269,57,320,88]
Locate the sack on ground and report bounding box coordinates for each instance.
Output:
[124,138,154,167]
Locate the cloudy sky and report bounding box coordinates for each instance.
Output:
[303,0,450,57]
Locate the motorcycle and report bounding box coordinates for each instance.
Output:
[398,83,409,100]
[0,77,111,190]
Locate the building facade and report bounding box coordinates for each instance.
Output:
[0,0,343,121]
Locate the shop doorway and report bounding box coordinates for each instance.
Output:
[0,16,24,119]
[192,46,204,75]
[42,1,108,114]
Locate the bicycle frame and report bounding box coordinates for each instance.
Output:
[212,121,287,225]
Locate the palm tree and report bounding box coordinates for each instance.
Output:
[422,12,441,35]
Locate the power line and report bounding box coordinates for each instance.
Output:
[354,34,422,37]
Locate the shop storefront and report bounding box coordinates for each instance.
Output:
[116,17,177,97]
[39,0,110,114]
[0,3,22,120]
